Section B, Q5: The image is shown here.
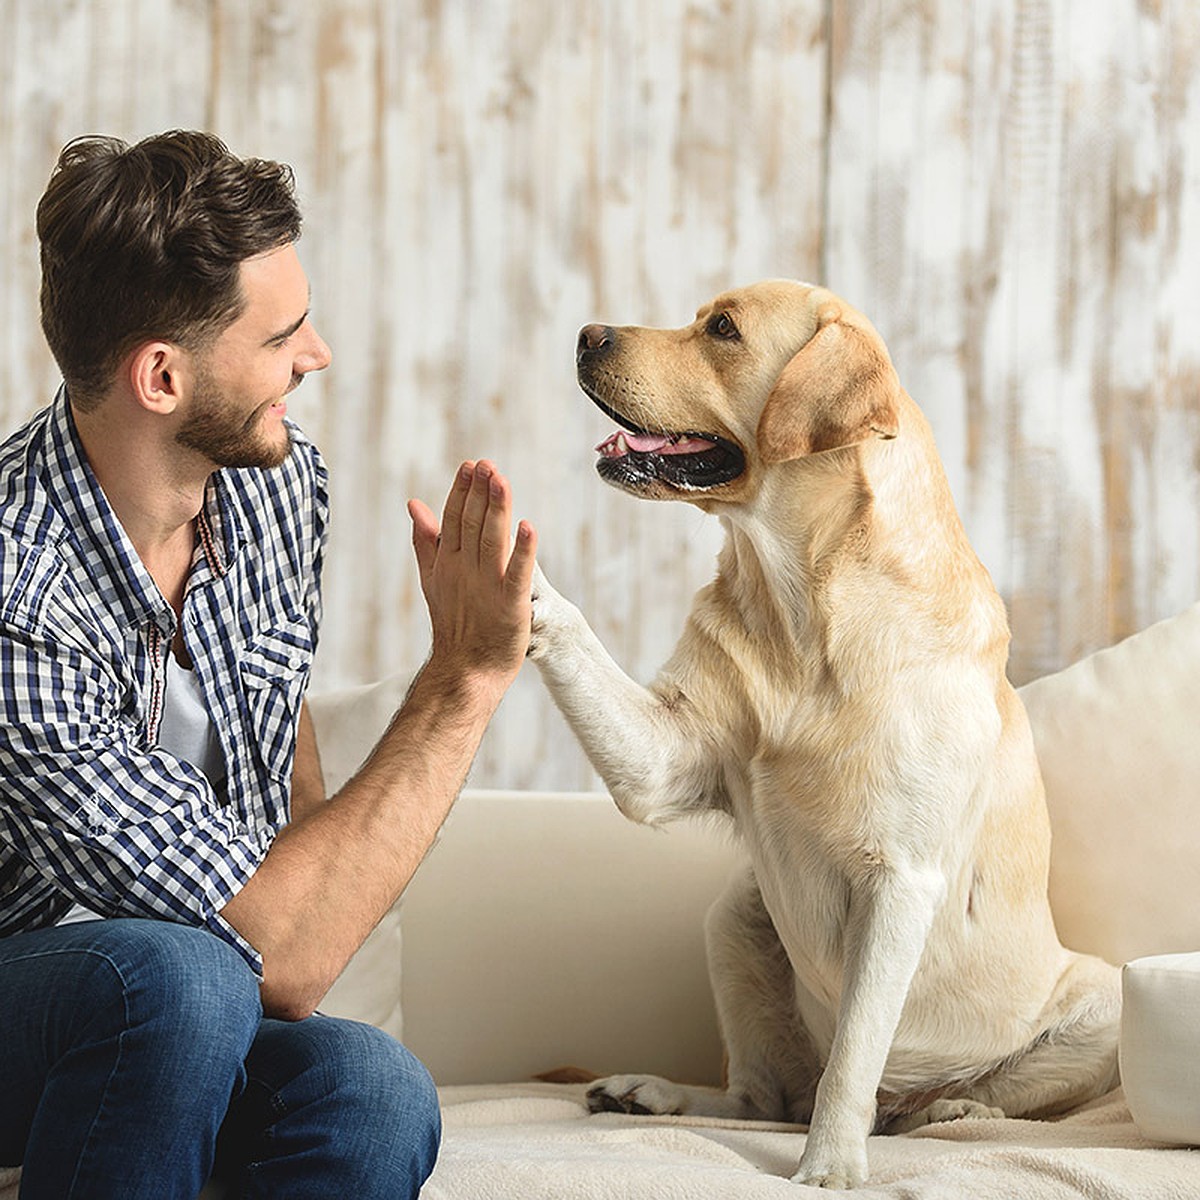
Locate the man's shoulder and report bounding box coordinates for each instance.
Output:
[0,402,55,480]
[0,408,80,632]
[0,404,65,551]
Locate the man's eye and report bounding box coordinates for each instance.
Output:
[708,312,739,340]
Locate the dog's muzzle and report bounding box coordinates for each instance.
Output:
[575,324,745,494]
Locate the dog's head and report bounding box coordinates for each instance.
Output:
[576,280,901,505]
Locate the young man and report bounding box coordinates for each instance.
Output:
[0,130,537,1198]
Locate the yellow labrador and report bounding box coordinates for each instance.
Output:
[528,281,1120,1189]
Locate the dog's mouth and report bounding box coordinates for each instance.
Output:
[585,392,745,493]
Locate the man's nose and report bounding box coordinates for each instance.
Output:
[297,324,332,373]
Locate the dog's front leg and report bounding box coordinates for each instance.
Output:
[528,564,716,824]
[794,863,945,1189]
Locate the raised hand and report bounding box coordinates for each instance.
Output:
[408,460,537,701]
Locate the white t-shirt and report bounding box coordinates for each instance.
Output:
[157,654,227,787]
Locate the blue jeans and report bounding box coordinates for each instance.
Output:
[0,918,440,1198]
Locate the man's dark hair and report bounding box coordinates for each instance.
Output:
[37,129,302,410]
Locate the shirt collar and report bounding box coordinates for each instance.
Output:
[195,470,244,580]
[42,387,243,631]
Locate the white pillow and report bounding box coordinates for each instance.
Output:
[1019,602,1200,966]
[308,673,415,1038]
[1121,952,1200,1144]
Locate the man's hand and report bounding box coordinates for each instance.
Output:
[408,460,537,701]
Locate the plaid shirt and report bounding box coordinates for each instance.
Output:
[0,389,328,972]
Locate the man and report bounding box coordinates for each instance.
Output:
[0,130,536,1198]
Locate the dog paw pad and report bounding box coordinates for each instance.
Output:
[585,1075,685,1116]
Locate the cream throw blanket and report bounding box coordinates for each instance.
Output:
[1,1083,1191,1196]
[420,1083,1196,1199]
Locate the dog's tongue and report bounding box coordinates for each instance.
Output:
[596,431,718,458]
[623,432,672,452]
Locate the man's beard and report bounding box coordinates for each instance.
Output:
[176,369,296,470]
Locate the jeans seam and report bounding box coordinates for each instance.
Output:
[40,948,135,1199]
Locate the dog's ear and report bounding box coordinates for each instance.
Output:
[756,313,901,464]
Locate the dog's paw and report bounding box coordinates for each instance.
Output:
[792,1129,868,1190]
[527,562,566,660]
[792,1147,868,1185]
[888,1098,1005,1134]
[586,1075,689,1116]
[791,1146,867,1190]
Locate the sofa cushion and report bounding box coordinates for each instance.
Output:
[397,790,739,1086]
[1019,602,1200,965]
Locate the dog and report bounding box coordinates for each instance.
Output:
[527,280,1120,1188]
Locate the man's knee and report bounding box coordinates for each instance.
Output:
[345,1023,440,1125]
[334,1023,442,1188]
[74,919,262,1066]
[262,1016,441,1188]
[3,919,263,1182]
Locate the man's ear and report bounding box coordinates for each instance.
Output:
[128,342,185,415]
[756,315,901,464]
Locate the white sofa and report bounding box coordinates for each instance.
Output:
[318,601,1200,1198]
[3,604,1199,1198]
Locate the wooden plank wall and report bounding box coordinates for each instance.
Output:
[1,0,1197,790]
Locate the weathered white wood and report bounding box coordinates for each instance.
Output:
[0,0,1197,788]
[824,0,1200,684]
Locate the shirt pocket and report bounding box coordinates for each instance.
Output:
[239,616,314,783]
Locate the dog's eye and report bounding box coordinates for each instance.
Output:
[707,312,740,341]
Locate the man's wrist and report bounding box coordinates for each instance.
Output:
[407,651,513,718]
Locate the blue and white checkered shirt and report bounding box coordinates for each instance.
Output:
[0,388,328,972]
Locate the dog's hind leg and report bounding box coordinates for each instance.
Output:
[886,951,1120,1135]
[962,951,1121,1119]
[704,865,824,1122]
[587,866,821,1123]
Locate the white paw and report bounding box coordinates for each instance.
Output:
[890,1098,1005,1134]
[586,1074,689,1116]
[528,562,572,660]
[791,1145,867,1189]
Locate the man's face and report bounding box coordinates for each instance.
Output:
[176,243,331,469]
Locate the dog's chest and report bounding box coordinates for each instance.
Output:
[729,678,906,837]
[718,699,935,991]
[723,756,862,997]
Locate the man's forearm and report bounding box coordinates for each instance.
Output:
[345,658,505,875]
[222,459,536,1021]
[219,658,504,1020]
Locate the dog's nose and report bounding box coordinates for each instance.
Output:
[577,324,615,363]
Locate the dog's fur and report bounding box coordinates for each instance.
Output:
[528,281,1120,1189]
